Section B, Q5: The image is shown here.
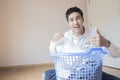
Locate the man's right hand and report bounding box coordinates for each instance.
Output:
[52,33,64,42]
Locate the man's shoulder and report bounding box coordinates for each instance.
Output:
[64,30,72,36]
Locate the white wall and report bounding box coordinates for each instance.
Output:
[0,0,87,66]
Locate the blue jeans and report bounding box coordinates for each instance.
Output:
[43,69,120,80]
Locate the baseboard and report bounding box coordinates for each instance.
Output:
[103,65,120,70]
[0,63,119,71]
[0,63,54,70]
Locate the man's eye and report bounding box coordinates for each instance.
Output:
[76,17,81,20]
[69,19,74,22]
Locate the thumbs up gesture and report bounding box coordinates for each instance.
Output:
[90,27,110,47]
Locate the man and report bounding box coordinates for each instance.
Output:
[44,7,120,80]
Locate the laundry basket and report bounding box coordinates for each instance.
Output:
[50,47,107,80]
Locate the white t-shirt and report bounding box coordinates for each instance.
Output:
[49,29,92,53]
[49,29,120,57]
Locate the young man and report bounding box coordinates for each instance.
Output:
[44,7,120,80]
[49,7,120,57]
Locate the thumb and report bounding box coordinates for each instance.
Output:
[95,27,100,34]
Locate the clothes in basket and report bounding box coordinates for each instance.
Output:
[51,47,108,80]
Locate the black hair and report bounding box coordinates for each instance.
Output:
[65,6,83,21]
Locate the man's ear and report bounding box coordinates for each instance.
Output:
[82,18,84,22]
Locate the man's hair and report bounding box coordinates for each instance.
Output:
[65,6,83,21]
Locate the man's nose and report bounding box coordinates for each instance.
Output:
[74,20,78,24]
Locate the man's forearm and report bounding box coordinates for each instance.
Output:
[107,43,120,58]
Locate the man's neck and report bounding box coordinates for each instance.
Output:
[73,27,85,37]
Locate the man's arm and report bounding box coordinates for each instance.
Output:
[90,28,120,58]
[107,43,120,58]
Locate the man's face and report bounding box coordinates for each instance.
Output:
[68,12,84,33]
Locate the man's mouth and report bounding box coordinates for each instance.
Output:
[74,26,80,28]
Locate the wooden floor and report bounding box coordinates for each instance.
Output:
[0,63,119,80]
